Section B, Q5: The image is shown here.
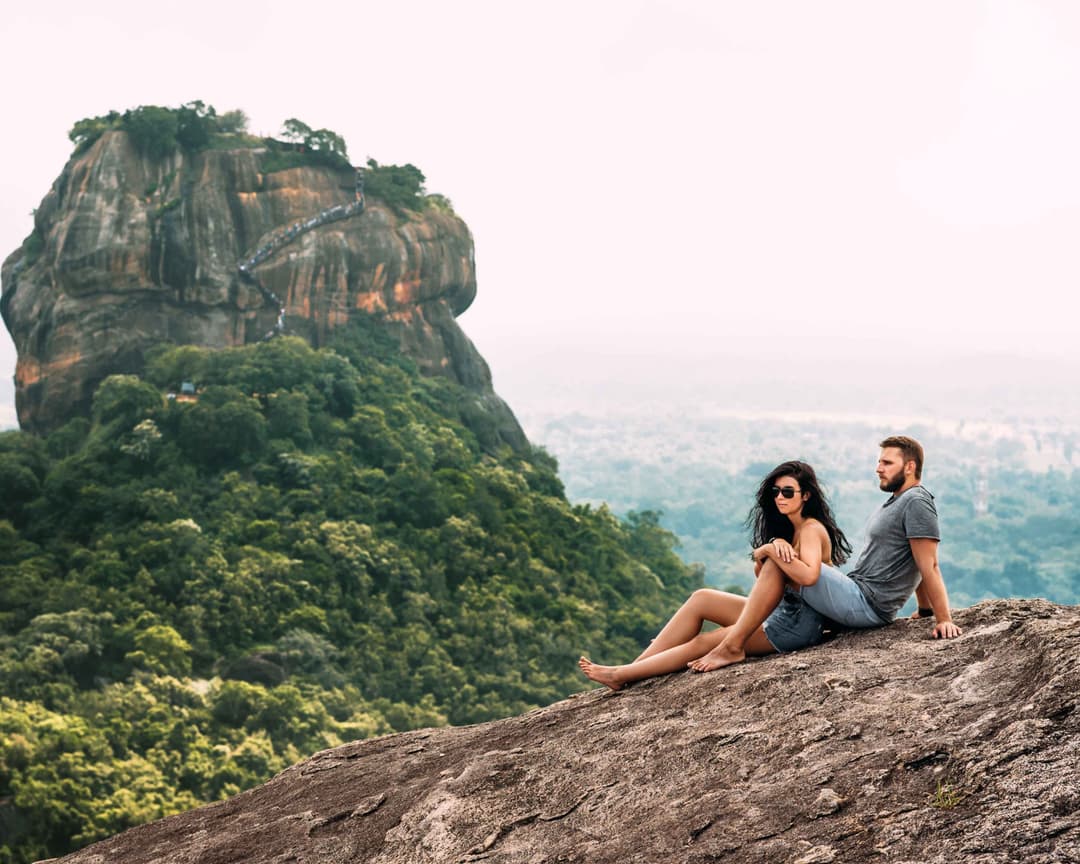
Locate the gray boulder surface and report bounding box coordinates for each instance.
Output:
[47,599,1080,863]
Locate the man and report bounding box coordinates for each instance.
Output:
[698,435,960,668]
[854,435,960,639]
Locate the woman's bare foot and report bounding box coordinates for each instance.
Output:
[687,643,745,672]
[578,656,625,691]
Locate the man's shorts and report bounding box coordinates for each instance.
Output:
[762,588,831,653]
[802,564,887,628]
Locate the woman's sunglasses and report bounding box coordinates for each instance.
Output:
[771,486,800,499]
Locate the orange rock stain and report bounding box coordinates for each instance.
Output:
[355,292,388,313]
[16,351,85,388]
[393,275,423,306]
[369,263,387,293]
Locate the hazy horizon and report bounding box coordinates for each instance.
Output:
[4,1,1080,432]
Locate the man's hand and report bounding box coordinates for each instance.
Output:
[932,620,962,639]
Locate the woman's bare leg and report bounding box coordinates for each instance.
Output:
[636,589,748,661]
[580,622,778,691]
[687,626,776,671]
[581,630,729,690]
[688,560,786,670]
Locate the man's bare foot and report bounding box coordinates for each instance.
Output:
[687,643,745,672]
[578,656,625,692]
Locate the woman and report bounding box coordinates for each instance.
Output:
[579,460,852,691]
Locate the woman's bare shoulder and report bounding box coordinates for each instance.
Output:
[801,519,832,550]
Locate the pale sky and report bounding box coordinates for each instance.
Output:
[3,0,1080,430]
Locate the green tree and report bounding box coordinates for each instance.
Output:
[120,106,180,158]
[266,392,313,448]
[364,160,427,212]
[175,101,215,150]
[126,624,192,677]
[67,111,121,154]
[281,118,312,144]
[91,376,163,430]
[178,390,267,468]
[0,458,40,522]
[306,128,348,160]
[216,109,249,134]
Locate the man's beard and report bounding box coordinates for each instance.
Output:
[880,472,905,493]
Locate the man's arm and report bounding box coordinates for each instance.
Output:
[911,582,931,618]
[909,538,961,639]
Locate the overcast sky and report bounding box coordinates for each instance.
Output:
[3,0,1079,429]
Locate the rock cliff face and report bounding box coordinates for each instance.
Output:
[1,131,524,447]
[49,599,1080,864]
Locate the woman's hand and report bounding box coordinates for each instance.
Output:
[753,540,796,563]
[771,538,795,563]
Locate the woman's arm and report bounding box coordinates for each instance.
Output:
[760,524,828,586]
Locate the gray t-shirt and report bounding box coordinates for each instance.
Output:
[848,485,940,621]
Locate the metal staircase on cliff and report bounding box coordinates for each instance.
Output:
[237,165,366,340]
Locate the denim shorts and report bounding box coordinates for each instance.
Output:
[801,564,887,628]
[762,588,830,653]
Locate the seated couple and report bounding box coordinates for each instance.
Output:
[579,435,962,691]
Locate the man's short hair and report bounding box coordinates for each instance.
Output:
[880,435,924,480]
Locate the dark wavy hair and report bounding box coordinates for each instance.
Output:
[745,460,852,565]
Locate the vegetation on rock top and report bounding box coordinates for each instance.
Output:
[68,101,251,158]
[66,102,450,213]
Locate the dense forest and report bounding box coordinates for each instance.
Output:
[0,326,700,862]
